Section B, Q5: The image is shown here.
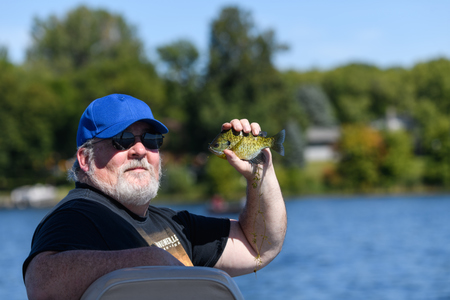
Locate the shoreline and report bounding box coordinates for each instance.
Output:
[2,189,449,210]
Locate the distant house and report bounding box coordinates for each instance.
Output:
[304,127,340,162]
[371,107,408,132]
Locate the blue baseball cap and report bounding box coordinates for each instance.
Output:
[76,94,168,147]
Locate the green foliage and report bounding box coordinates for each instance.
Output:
[0,62,64,188]
[379,130,414,187]
[370,67,415,114]
[329,125,416,192]
[157,39,199,85]
[296,84,336,127]
[421,114,450,186]
[160,164,196,195]
[0,46,9,62]
[207,7,288,111]
[333,125,384,190]
[321,63,416,123]
[409,98,450,187]
[276,166,325,195]
[27,6,144,73]
[322,64,379,123]
[70,58,165,111]
[186,5,301,156]
[283,120,305,168]
[411,58,450,112]
[207,7,286,79]
[204,156,245,200]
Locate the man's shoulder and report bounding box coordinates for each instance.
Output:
[40,187,120,226]
[52,188,110,211]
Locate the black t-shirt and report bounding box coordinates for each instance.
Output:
[23,184,230,277]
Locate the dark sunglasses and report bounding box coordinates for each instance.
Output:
[111,131,164,150]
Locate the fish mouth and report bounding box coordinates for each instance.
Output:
[208,147,223,155]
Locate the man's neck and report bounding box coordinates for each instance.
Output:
[122,202,149,218]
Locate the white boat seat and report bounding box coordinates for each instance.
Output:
[81,266,245,300]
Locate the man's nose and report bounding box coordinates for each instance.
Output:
[128,136,147,157]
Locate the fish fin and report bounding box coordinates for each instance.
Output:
[271,129,286,156]
[248,152,266,165]
[258,131,268,137]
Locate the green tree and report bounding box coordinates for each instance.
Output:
[157,39,199,85]
[330,125,416,191]
[186,6,298,155]
[408,59,450,187]
[27,5,144,74]
[296,84,336,127]
[411,58,450,113]
[155,39,202,152]
[0,46,8,62]
[334,125,384,190]
[422,116,450,187]
[379,130,414,187]
[322,64,381,123]
[369,67,415,116]
[0,61,64,188]
[204,156,244,200]
[283,120,305,168]
[24,5,166,158]
[207,6,287,103]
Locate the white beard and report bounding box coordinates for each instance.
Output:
[88,158,161,207]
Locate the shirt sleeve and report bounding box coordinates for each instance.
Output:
[174,211,230,267]
[22,200,147,277]
[22,208,105,277]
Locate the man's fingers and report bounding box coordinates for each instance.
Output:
[222,119,260,136]
[250,122,261,136]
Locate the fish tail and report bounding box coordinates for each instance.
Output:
[271,129,285,156]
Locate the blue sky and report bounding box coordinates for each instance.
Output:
[1,0,449,71]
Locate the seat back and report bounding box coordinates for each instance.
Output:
[81,266,244,300]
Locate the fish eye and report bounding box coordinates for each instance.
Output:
[214,143,219,148]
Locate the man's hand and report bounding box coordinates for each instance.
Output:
[221,119,272,179]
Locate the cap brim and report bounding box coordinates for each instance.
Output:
[95,118,169,139]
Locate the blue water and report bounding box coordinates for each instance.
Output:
[2,194,450,300]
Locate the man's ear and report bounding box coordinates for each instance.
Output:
[77,147,90,173]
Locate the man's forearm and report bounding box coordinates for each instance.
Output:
[25,247,183,300]
[239,161,287,267]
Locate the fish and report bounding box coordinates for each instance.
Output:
[208,128,285,164]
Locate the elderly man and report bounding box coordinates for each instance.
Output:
[23,94,286,300]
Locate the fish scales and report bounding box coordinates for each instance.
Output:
[208,129,285,165]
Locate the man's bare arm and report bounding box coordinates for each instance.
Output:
[214,119,287,276]
[25,247,183,300]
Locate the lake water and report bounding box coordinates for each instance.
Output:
[1,194,450,300]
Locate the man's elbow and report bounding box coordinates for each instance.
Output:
[24,253,59,300]
[260,239,284,268]
[25,274,53,300]
[26,285,49,300]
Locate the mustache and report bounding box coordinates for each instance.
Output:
[121,159,152,172]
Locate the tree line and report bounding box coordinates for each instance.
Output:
[0,5,449,199]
